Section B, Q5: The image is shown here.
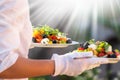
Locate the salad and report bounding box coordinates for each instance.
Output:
[32,25,72,44]
[73,39,120,58]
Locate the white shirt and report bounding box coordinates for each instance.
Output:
[0,0,32,80]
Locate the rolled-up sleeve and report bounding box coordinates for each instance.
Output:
[0,0,22,73]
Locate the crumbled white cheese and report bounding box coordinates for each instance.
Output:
[107,46,112,52]
[88,44,97,49]
[41,38,49,44]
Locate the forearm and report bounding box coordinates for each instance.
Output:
[0,56,55,78]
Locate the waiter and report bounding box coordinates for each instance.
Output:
[0,0,109,80]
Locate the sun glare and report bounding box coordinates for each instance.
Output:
[29,0,120,39]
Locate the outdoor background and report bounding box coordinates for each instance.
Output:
[28,0,120,80]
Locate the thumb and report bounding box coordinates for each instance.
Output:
[70,51,93,59]
[87,64,100,70]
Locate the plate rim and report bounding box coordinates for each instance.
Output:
[31,41,79,48]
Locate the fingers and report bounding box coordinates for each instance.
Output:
[107,58,119,64]
[87,58,109,64]
[96,58,109,64]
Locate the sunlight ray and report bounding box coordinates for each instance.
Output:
[116,0,120,9]
[109,0,118,31]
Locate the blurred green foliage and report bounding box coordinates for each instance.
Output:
[29,68,101,80]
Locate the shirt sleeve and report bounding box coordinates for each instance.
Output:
[0,0,22,73]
